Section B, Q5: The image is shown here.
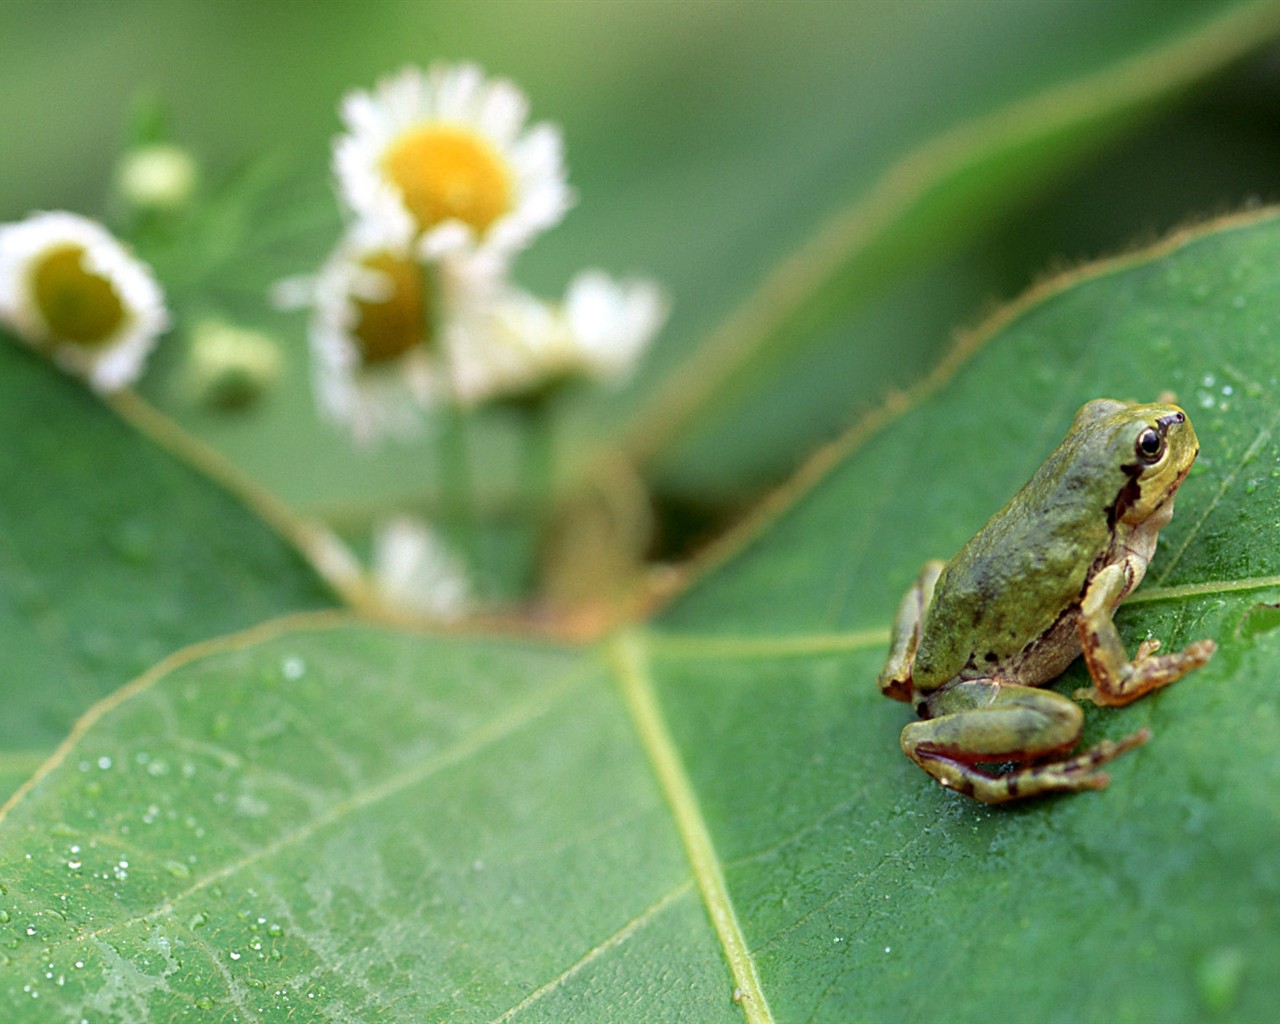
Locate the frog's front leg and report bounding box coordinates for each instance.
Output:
[1075,562,1216,707]
[877,560,944,703]
[902,680,1149,804]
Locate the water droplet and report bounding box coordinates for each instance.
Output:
[96,756,112,771]
[163,860,191,879]
[193,996,215,1010]
[229,950,242,961]
[188,911,209,930]
[265,922,284,938]
[0,909,10,923]
[66,860,82,871]
[281,655,305,681]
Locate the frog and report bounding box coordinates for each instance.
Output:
[877,398,1216,804]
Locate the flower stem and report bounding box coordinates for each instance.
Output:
[436,401,482,592]
[512,393,556,599]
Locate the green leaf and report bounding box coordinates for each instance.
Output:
[0,340,339,799]
[0,621,740,1022]
[585,0,1280,505]
[649,209,1280,1020]
[5,211,1280,1019]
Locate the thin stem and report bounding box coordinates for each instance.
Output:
[424,258,482,595]
[435,396,483,595]
[512,393,556,598]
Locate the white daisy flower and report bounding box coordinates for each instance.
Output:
[333,63,573,268]
[446,286,564,406]
[0,211,168,392]
[305,219,445,444]
[372,516,471,621]
[562,271,668,382]
[447,270,667,406]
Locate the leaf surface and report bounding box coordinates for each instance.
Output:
[4,212,1280,1019]
[0,340,338,799]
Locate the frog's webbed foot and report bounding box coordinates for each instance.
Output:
[902,681,1149,805]
[1075,637,1216,707]
[1077,564,1216,708]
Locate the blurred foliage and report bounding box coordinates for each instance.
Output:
[7,1,1280,574]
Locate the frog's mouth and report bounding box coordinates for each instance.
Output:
[1143,444,1197,524]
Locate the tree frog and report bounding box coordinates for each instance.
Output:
[877,398,1215,804]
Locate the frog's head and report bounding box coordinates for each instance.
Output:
[1095,400,1199,527]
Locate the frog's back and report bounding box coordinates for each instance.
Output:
[911,428,1124,691]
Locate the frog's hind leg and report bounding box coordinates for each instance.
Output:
[902,680,1149,804]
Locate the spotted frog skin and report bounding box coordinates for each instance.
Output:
[877,398,1215,804]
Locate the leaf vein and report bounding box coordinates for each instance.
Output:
[609,630,776,1024]
[487,881,695,1024]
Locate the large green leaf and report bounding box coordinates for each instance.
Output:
[0,339,339,798]
[582,0,1280,503]
[4,212,1280,1019]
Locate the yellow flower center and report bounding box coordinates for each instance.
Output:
[31,244,126,345]
[381,125,513,236]
[351,252,429,365]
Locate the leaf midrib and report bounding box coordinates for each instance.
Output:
[608,629,775,1024]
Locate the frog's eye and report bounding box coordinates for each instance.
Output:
[1135,426,1164,463]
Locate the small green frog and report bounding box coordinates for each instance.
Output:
[878,398,1215,804]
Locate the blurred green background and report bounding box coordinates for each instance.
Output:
[4,0,1280,566]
